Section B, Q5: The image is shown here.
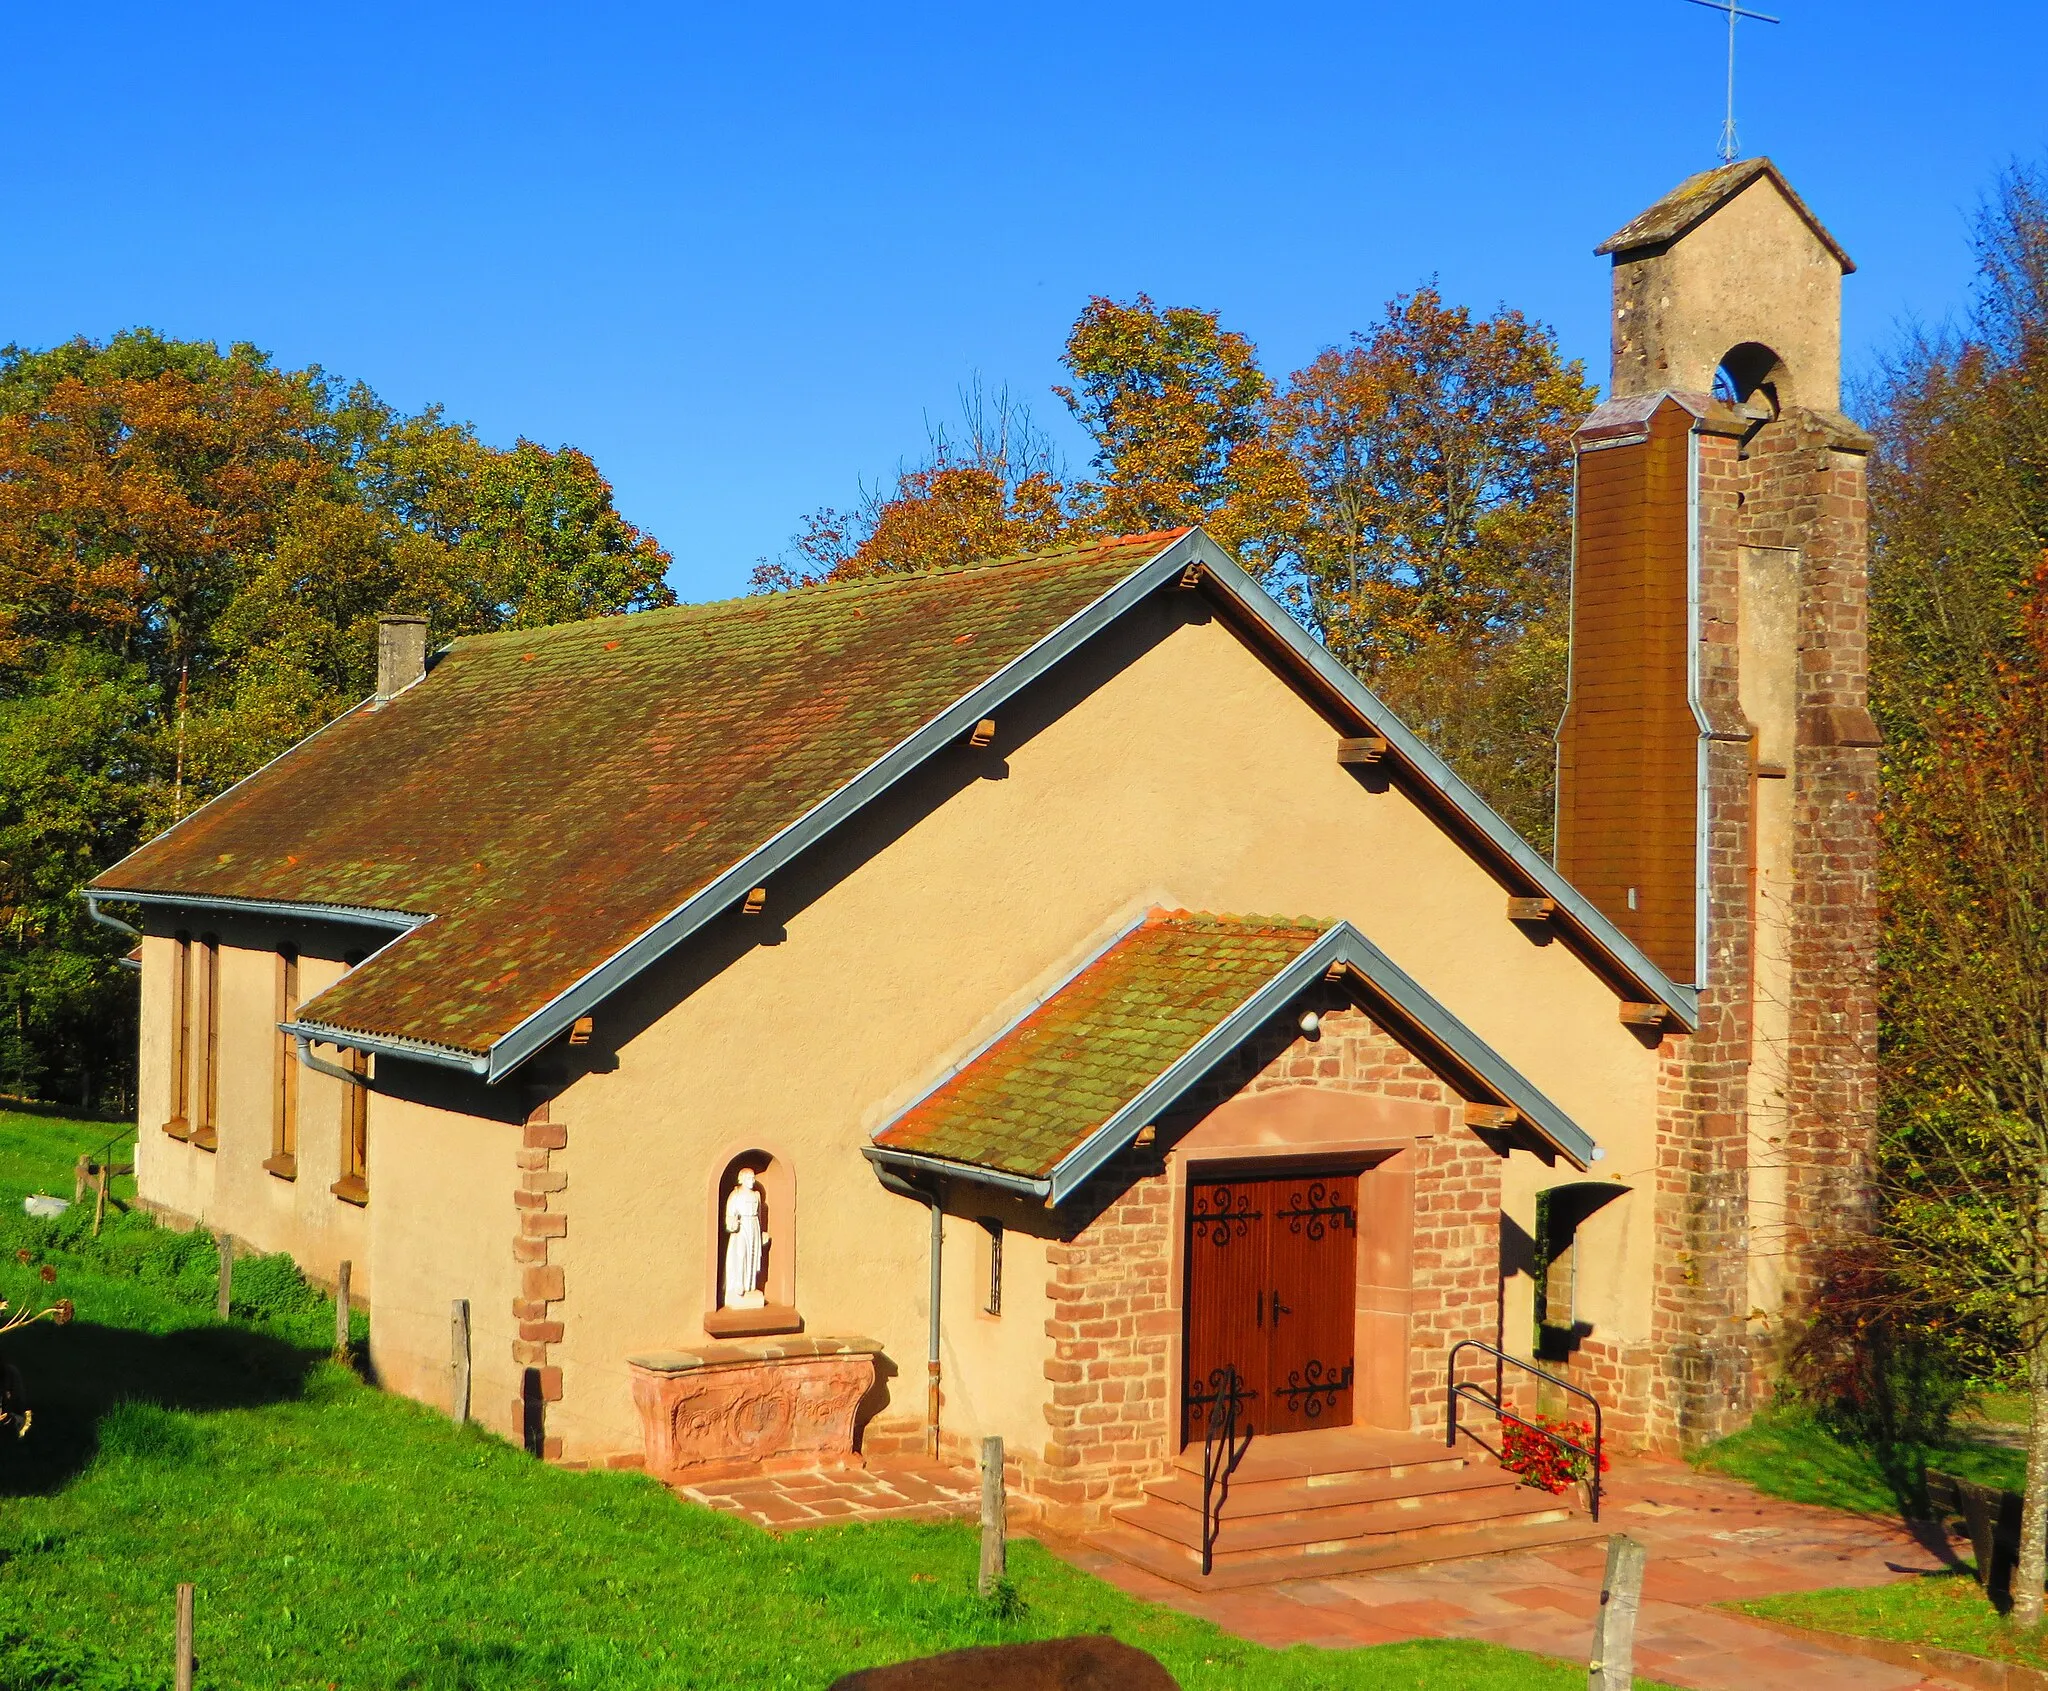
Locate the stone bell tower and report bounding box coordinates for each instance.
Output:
[1555,159,1880,1448]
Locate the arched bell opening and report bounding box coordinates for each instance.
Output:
[1712,341,1786,417]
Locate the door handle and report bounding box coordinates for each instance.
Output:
[1270,1292,1291,1325]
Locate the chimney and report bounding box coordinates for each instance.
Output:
[375,615,430,701]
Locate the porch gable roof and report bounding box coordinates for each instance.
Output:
[867,911,1599,1204]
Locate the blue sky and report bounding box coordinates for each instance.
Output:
[4,2,2042,602]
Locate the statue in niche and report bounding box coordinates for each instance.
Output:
[722,1167,769,1309]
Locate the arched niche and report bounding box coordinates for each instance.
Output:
[1712,341,1786,414]
[705,1146,801,1338]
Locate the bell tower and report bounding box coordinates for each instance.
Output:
[1556,159,1879,1446]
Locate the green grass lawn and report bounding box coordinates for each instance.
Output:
[0,1108,1637,1691]
[1697,1402,2026,1518]
[1695,1382,2048,1675]
[1738,1573,2048,1675]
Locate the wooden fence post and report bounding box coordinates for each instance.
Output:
[978,1435,1006,1596]
[215,1236,233,1321]
[451,1298,471,1423]
[1588,1532,1646,1691]
[334,1260,352,1361]
[174,1582,194,1691]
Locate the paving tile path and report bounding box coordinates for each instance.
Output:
[679,1459,981,1530]
[681,1455,1973,1690]
[1058,1457,1971,1691]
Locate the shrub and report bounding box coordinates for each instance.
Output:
[1499,1413,1607,1494]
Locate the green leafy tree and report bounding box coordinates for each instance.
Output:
[1878,561,2048,1626]
[0,330,675,1106]
[1860,160,2048,1626]
[1269,289,1596,845]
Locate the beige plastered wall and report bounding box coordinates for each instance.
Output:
[135,918,370,1296]
[1611,176,1843,410]
[536,592,1666,1463]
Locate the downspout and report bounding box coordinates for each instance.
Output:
[872,1163,945,1459]
[83,892,141,942]
[294,1033,367,1089]
[927,1183,944,1459]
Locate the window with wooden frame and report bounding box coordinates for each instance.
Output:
[165,932,192,1138]
[265,945,299,1179]
[190,935,221,1151]
[331,1048,369,1205]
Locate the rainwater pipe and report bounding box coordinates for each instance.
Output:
[294,1033,367,1089]
[926,1183,943,1459]
[83,893,144,971]
[874,1163,944,1458]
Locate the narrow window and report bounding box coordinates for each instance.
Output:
[267,946,299,1179]
[191,935,220,1150]
[332,1050,369,1205]
[980,1220,1003,1318]
[166,932,192,1137]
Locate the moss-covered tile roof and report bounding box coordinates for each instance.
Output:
[1595,157,1854,272]
[92,531,1191,1057]
[873,912,1332,1178]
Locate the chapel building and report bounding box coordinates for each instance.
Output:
[89,159,1876,1580]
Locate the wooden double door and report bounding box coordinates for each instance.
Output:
[1182,1170,1359,1445]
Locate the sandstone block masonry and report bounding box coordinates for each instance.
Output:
[1027,1008,1505,1534]
[511,1097,567,1459]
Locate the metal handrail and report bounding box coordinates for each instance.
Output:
[1198,1364,1251,1575]
[1445,1338,1603,1522]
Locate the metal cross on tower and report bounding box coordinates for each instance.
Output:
[1684,0,1780,165]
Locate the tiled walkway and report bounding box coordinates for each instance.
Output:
[679,1459,980,1529]
[680,1455,1972,1691]
[1061,1458,1968,1691]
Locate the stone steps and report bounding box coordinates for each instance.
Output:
[1087,1425,1603,1590]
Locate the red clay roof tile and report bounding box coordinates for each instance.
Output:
[873,912,1332,1178]
[93,531,1191,1056]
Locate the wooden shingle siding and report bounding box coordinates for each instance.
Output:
[1557,400,1699,983]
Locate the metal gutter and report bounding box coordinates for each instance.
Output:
[1044,921,1597,1201]
[105,523,1694,1076]
[281,1018,489,1077]
[862,1145,1052,1200]
[479,526,1688,1079]
[81,888,429,933]
[867,919,1600,1206]
[1686,424,1712,989]
[480,531,1212,1080]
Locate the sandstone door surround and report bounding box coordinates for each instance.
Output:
[628,1335,883,1482]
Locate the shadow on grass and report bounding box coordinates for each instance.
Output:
[0,1318,325,1495]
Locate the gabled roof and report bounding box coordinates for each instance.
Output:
[91,526,1696,1081]
[94,531,1189,1065]
[867,911,1599,1203]
[1595,158,1855,274]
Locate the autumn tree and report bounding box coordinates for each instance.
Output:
[0,329,675,1105]
[1056,295,1299,569]
[753,383,1073,589]
[1269,289,1596,844]
[1877,558,2048,1625]
[1869,161,2048,744]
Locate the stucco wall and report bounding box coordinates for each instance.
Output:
[135,920,369,1297]
[1610,175,1844,410]
[131,585,1669,1474]
[535,592,1664,1463]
